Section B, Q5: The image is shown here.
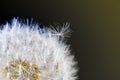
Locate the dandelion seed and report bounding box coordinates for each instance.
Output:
[0,18,78,80]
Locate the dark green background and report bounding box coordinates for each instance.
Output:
[0,0,120,80]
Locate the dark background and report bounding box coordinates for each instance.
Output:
[0,0,120,80]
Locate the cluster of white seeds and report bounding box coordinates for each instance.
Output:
[0,18,78,80]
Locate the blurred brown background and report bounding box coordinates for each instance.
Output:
[0,0,120,80]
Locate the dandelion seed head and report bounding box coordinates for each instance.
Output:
[0,18,78,80]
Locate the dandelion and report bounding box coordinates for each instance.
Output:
[0,18,78,80]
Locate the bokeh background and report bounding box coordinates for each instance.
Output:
[0,0,120,80]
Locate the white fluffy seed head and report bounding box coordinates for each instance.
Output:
[0,18,78,80]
